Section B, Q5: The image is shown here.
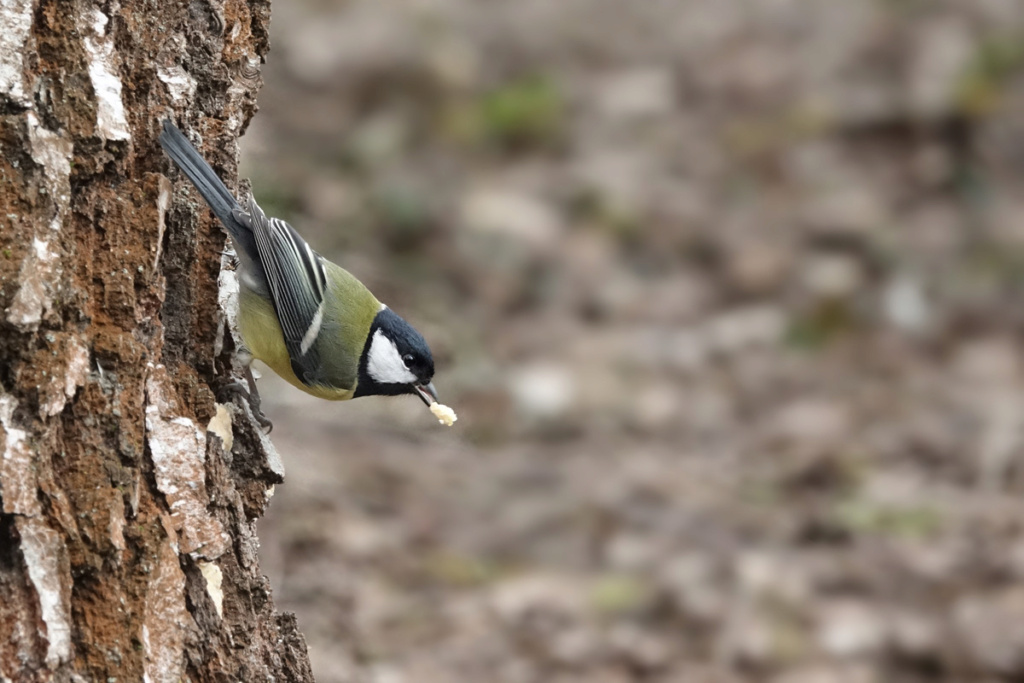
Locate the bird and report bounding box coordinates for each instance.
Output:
[158,119,453,426]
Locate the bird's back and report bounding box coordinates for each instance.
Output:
[236,260,378,400]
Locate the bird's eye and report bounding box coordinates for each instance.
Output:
[402,354,414,365]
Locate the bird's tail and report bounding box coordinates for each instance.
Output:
[158,120,245,237]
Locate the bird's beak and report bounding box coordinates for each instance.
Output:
[414,382,439,406]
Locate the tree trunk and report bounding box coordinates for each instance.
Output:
[0,1,315,681]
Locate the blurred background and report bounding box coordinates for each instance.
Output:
[243,1,1024,681]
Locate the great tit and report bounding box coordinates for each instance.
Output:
[158,120,448,422]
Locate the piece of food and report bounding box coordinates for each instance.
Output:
[429,401,458,426]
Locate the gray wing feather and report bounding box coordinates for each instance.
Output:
[235,197,330,386]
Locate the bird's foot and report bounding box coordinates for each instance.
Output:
[223,366,273,433]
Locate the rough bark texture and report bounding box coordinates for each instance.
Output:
[0,1,314,681]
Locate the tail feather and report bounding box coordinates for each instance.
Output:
[158,120,245,239]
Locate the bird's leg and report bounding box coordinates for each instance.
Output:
[242,364,273,433]
[223,361,273,433]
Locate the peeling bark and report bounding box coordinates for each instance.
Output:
[0,1,314,681]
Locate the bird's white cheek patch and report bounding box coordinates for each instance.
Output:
[367,330,417,384]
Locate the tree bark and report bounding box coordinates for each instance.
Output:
[0,1,315,681]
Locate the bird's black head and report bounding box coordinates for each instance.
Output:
[354,306,438,404]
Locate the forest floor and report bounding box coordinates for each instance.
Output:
[248,1,1024,681]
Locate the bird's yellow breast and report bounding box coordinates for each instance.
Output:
[237,288,355,401]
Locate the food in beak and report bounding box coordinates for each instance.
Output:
[429,402,458,426]
[414,382,457,426]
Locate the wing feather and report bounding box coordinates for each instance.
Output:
[236,197,330,387]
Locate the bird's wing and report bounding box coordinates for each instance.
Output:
[234,197,331,388]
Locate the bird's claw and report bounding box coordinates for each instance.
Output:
[223,367,273,433]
